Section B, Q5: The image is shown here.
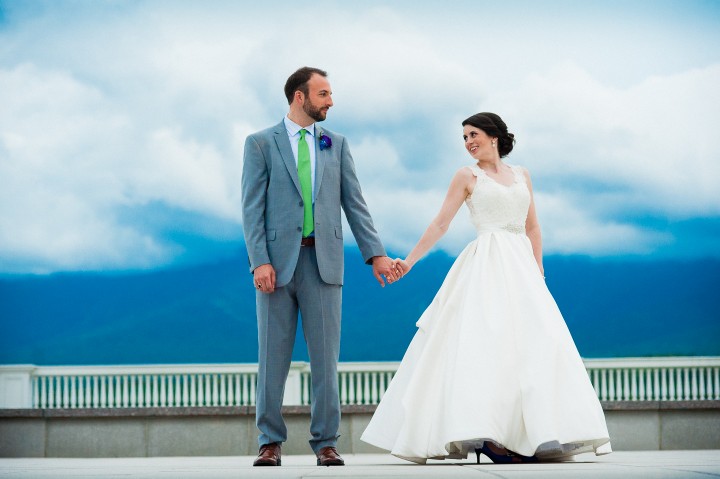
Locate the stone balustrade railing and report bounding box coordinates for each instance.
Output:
[1,357,718,409]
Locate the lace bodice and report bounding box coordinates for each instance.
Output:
[464,164,530,234]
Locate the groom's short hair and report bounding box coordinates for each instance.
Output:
[285,67,328,105]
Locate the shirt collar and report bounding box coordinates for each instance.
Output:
[284,116,315,137]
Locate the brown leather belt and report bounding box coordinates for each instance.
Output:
[301,237,315,247]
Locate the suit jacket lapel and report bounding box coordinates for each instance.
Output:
[272,121,302,197]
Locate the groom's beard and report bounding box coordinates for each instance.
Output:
[303,98,328,122]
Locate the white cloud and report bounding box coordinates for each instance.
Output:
[132,127,241,220]
[534,192,672,256]
[495,63,720,216]
[1,1,718,272]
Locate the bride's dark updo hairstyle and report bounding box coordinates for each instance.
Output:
[462,112,515,158]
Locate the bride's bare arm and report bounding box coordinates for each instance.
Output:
[523,168,544,277]
[402,168,475,272]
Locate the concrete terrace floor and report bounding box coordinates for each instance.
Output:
[1,451,720,479]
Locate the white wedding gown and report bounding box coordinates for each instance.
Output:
[361,164,611,463]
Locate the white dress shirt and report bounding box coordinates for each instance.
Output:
[283,116,317,202]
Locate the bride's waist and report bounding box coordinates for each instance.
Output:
[475,223,526,235]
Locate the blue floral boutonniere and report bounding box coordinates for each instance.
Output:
[319,134,332,150]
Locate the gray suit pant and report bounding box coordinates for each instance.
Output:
[255,246,342,453]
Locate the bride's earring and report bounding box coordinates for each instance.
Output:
[491,140,497,148]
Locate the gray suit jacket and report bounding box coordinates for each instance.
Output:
[241,120,386,287]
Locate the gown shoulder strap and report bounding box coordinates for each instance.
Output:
[466,164,483,177]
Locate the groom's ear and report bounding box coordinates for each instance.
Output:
[293,90,304,105]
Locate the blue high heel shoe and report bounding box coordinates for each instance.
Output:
[475,442,539,464]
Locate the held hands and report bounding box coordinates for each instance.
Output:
[395,258,412,276]
[371,256,410,287]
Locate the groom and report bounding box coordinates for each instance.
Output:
[241,66,400,467]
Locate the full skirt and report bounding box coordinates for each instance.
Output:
[361,231,612,463]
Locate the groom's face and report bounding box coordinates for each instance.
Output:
[302,74,333,122]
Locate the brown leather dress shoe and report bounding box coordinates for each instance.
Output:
[316,446,345,466]
[253,442,281,466]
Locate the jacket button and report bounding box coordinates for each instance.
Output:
[299,201,303,206]
[297,227,302,232]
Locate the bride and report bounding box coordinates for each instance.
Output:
[361,112,611,464]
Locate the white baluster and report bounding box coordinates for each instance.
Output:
[607,370,615,401]
[647,368,654,400]
[151,375,158,407]
[69,376,77,408]
[182,375,189,407]
[302,373,311,405]
[359,372,366,404]
[167,375,175,407]
[668,369,676,401]
[691,368,698,400]
[77,376,84,408]
[116,376,123,407]
[219,375,226,406]
[235,373,249,406]
[92,376,99,408]
[371,373,379,403]
[33,377,40,408]
[54,376,61,408]
[638,369,645,401]
[622,369,629,400]
[47,377,54,409]
[225,374,233,406]
[714,368,720,400]
[110,376,117,408]
[86,376,92,408]
[206,375,213,406]
[146,376,153,407]
[250,374,257,406]
[137,376,145,407]
[600,369,608,401]
[340,373,347,405]
[122,376,129,408]
[379,373,387,401]
[188,374,194,406]
[177,374,183,406]
[160,375,167,407]
[189,375,197,407]
[698,368,706,400]
[348,372,356,405]
[240,374,247,406]
[61,376,69,408]
[40,377,48,409]
[630,369,637,401]
[129,376,136,408]
[197,375,205,406]
[212,375,219,406]
[99,377,106,408]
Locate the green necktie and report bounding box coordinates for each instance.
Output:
[298,129,314,237]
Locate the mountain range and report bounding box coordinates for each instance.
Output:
[1,249,719,365]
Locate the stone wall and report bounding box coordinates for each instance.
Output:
[1,402,719,458]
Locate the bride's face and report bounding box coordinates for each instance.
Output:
[463,125,495,160]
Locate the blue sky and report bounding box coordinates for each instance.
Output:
[1,0,719,274]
